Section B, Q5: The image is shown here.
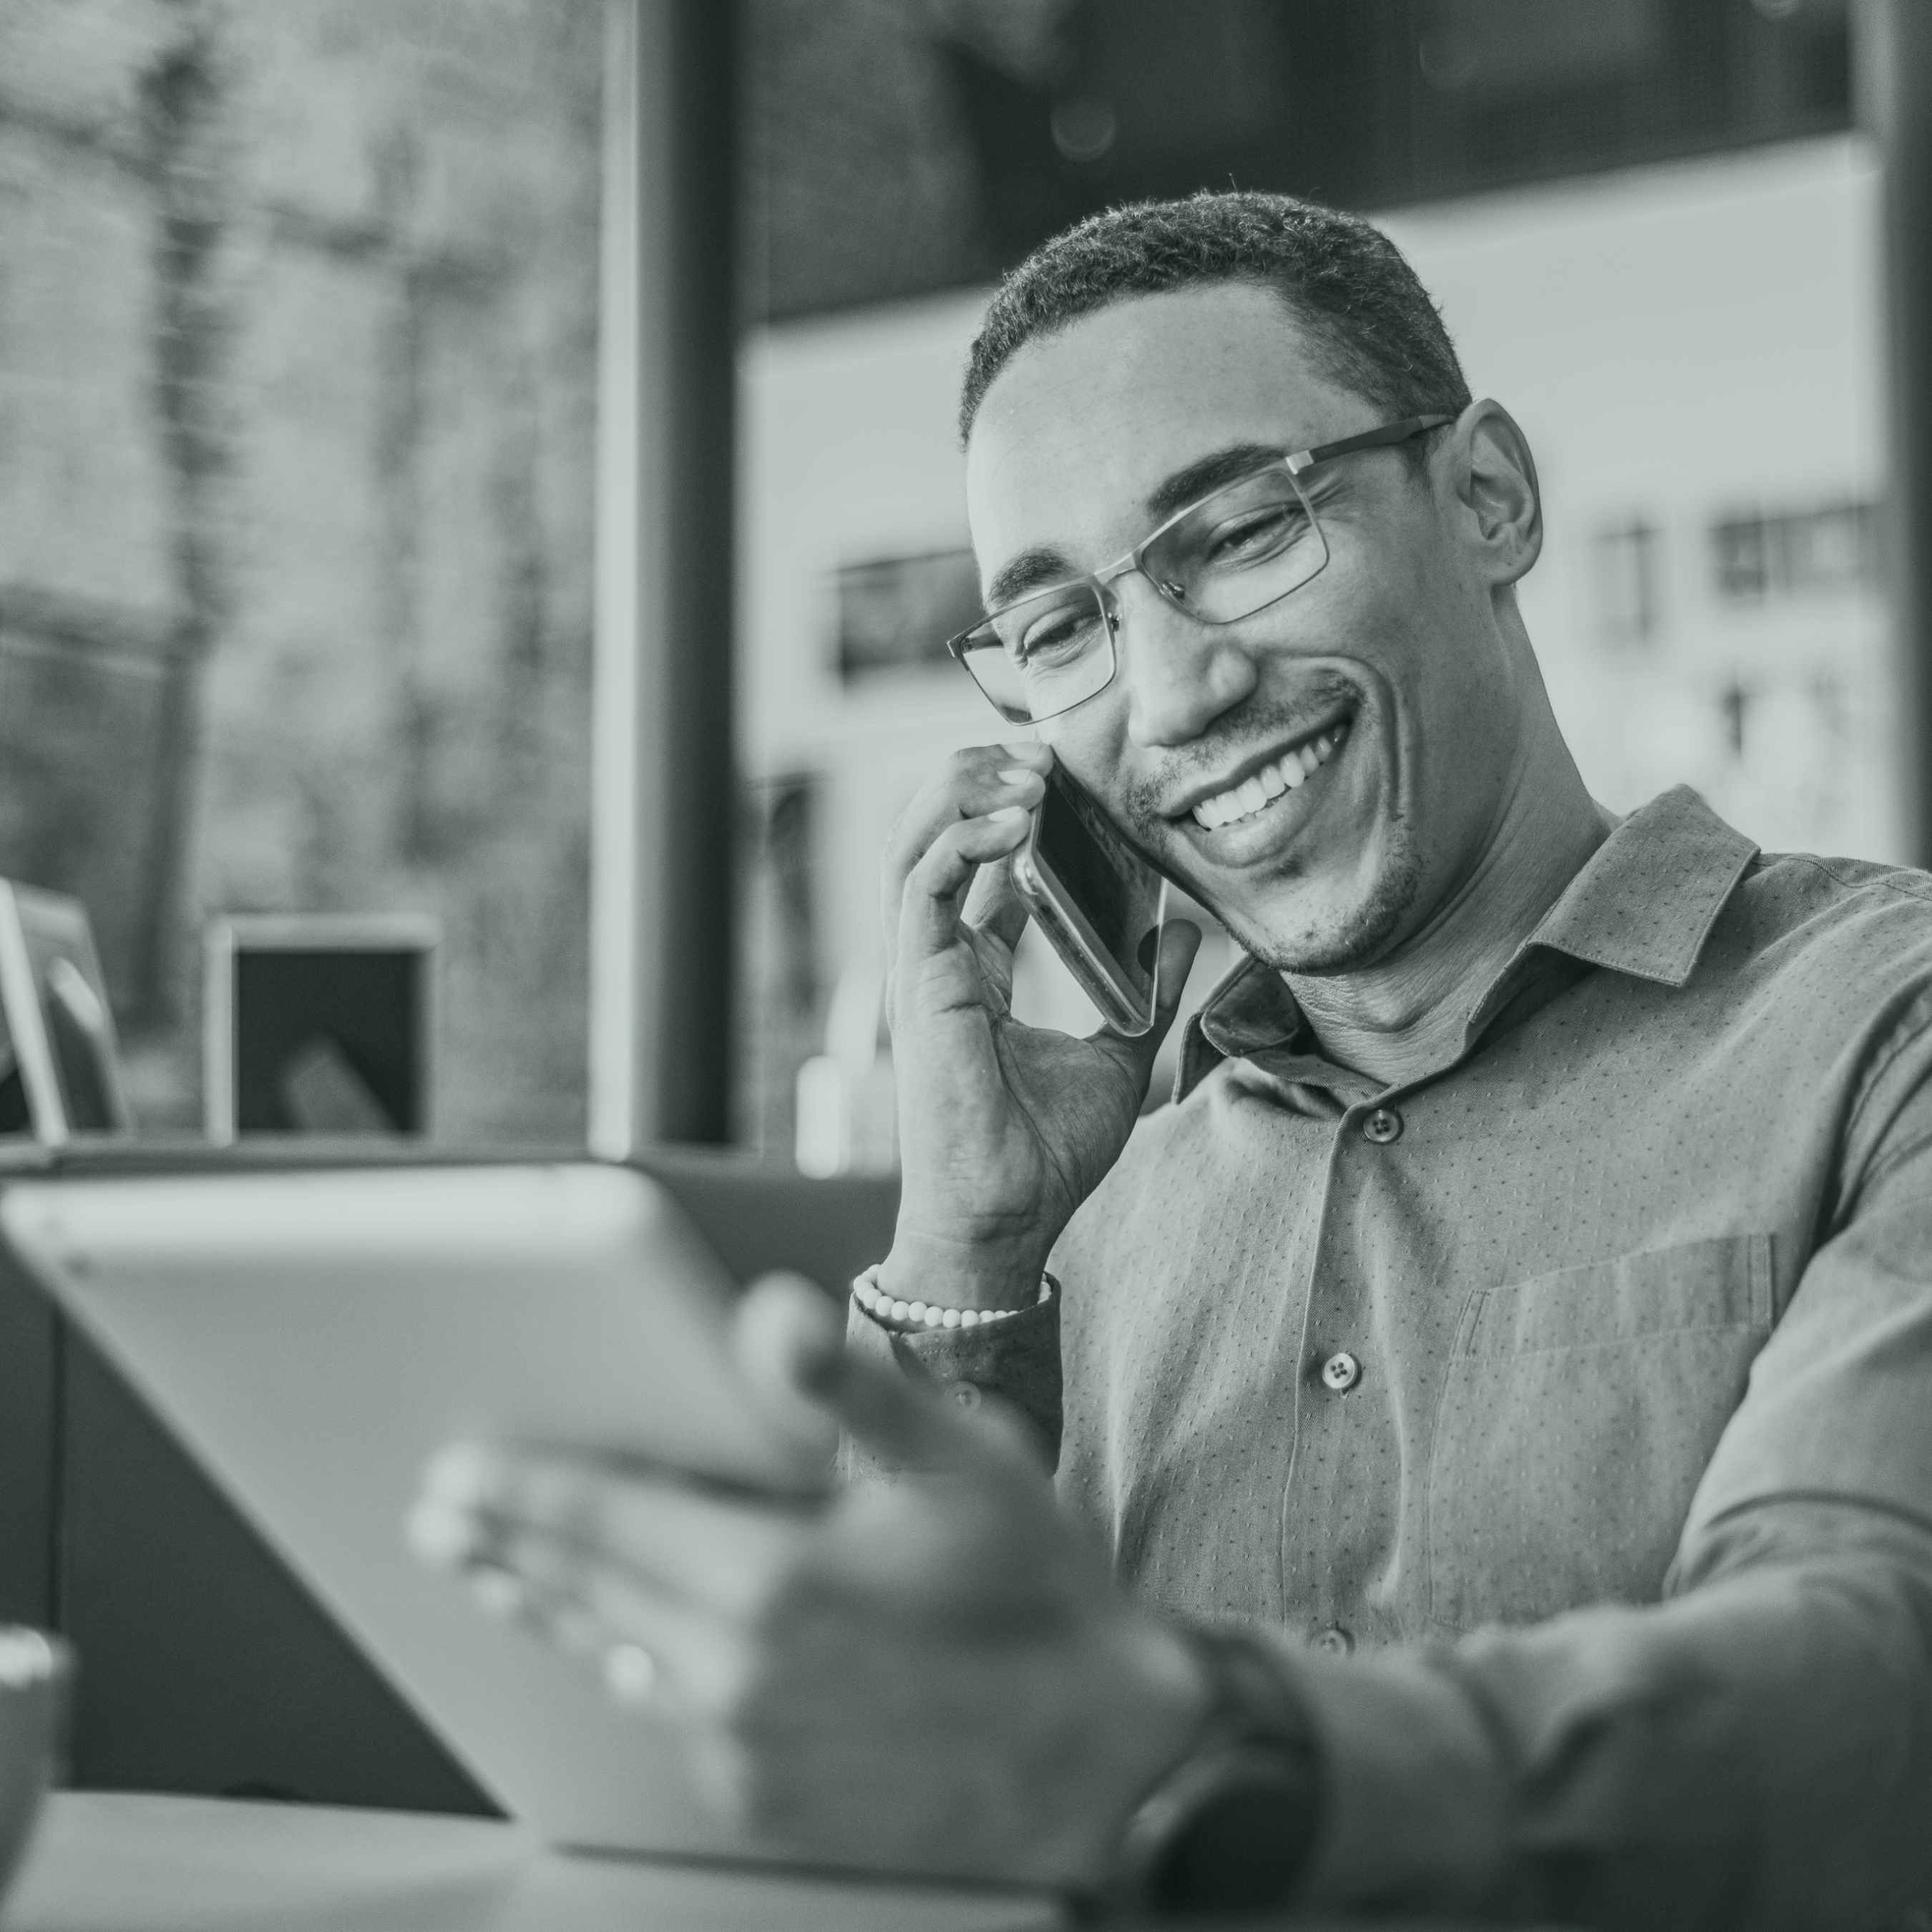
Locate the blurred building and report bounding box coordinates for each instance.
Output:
[0,0,1877,1161]
[737,0,1875,1162]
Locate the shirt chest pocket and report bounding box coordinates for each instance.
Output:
[1427,1234,1774,1633]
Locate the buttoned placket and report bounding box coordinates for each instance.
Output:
[1209,950,1572,1654]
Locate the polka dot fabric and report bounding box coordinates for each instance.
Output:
[846,786,1932,1921]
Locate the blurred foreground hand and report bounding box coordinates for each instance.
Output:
[407,1272,1206,1885]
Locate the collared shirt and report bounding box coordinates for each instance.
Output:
[850,788,1932,1928]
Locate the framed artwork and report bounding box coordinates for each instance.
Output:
[0,881,134,1146]
[204,915,438,1143]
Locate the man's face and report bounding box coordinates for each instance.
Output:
[965,282,1526,975]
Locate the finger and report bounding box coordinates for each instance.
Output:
[962,849,1030,957]
[791,1327,1040,1485]
[897,809,1035,974]
[447,1546,742,1721]
[879,744,1051,980]
[416,1445,816,1621]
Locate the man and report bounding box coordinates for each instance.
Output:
[411,194,1932,1925]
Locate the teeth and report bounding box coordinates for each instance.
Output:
[1191,721,1348,831]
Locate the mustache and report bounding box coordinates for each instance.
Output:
[1118,672,1367,829]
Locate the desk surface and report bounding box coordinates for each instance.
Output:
[1,1793,1063,1932]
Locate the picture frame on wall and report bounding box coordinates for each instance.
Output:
[203,914,438,1145]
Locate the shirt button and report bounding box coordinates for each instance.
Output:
[946,1380,982,1412]
[1362,1106,1402,1144]
[1311,1624,1355,1657]
[1320,1350,1362,1393]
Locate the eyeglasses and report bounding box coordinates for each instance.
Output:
[946,413,1454,725]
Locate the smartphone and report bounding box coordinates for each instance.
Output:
[1011,764,1169,1036]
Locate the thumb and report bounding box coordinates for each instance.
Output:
[779,1303,1028,1482]
[731,1272,844,1464]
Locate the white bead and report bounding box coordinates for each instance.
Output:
[890,1300,911,1322]
[907,1302,927,1323]
[958,1308,980,1329]
[853,1282,875,1309]
[942,1308,961,1328]
[922,1305,944,1328]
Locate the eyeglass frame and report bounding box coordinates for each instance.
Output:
[945,411,1457,724]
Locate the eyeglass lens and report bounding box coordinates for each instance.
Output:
[960,464,1328,724]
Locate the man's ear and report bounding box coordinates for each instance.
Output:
[1448,400,1541,587]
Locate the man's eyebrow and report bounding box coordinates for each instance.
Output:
[981,440,1288,612]
[1146,441,1286,521]
[984,545,1076,613]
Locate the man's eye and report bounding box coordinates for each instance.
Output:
[1200,502,1308,565]
[1016,605,1099,664]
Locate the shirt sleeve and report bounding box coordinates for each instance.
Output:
[836,1283,1063,1483]
[1277,1051,1932,1931]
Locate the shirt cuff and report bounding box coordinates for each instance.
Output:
[838,1276,1063,1477]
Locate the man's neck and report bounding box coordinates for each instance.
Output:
[1287,766,1611,1091]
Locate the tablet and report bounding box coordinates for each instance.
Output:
[0,1162,824,1862]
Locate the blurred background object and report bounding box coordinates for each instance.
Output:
[204,915,436,1142]
[0,1626,68,1911]
[735,0,1890,1166]
[1,0,1920,1171]
[0,1,602,1143]
[0,884,132,1146]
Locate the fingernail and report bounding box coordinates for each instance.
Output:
[604,1641,658,1706]
[989,804,1030,826]
[406,1498,475,1568]
[424,1441,497,1508]
[1000,741,1050,766]
[997,767,1043,788]
[469,1567,527,1620]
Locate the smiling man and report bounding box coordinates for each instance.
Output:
[416,194,1932,1926]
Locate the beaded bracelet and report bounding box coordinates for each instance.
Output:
[850,1266,1055,1333]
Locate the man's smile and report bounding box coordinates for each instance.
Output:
[1160,709,1357,866]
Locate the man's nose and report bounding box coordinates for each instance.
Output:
[1114,575,1258,749]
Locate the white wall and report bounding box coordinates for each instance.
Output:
[1383,135,1890,862]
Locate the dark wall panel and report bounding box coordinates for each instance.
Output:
[59,1325,497,1812]
[0,1241,57,1631]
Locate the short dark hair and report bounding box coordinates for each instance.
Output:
[958,190,1471,446]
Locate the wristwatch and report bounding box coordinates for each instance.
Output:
[1096,1624,1324,1918]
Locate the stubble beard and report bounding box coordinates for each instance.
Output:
[1117,673,1424,977]
[1225,819,1425,976]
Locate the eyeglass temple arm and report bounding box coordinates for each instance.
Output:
[1286,413,1457,477]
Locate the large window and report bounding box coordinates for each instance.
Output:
[0,4,603,1140]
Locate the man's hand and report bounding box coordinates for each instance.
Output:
[407,1274,1209,1883]
[882,743,1201,1307]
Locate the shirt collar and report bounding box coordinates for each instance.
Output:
[1178,785,1759,1102]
